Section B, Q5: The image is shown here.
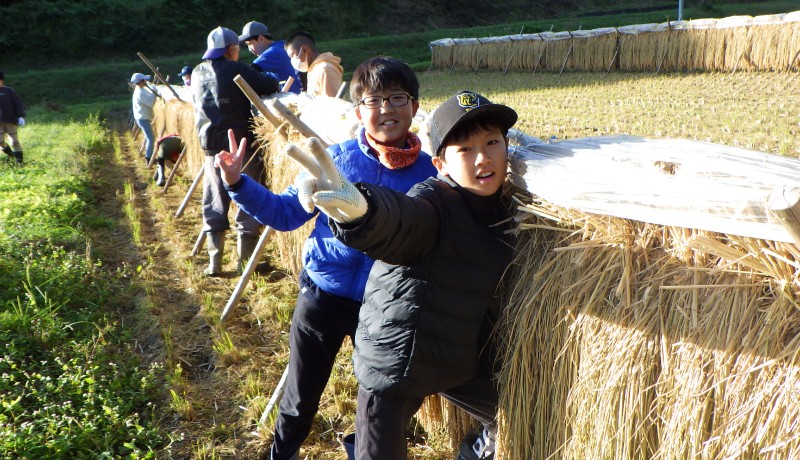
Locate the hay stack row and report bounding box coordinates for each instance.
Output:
[430,11,800,73]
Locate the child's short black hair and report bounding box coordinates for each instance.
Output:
[286,31,316,50]
[349,56,419,106]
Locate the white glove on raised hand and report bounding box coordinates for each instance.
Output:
[286,138,367,223]
[17,117,25,127]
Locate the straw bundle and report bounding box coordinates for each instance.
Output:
[429,11,800,73]
[496,195,800,459]
[430,39,456,70]
[149,94,205,175]
[250,114,314,279]
[571,31,618,72]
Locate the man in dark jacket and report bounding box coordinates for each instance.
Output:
[192,26,280,276]
[0,70,26,165]
[289,90,519,460]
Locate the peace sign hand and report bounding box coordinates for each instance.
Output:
[214,129,247,186]
[288,137,368,223]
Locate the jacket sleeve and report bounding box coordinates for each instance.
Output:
[330,182,440,266]
[229,174,317,231]
[240,64,280,97]
[12,90,25,118]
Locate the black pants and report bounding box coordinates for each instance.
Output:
[271,270,361,460]
[355,371,498,460]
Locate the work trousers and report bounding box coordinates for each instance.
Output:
[355,365,498,460]
[271,270,361,460]
[0,122,22,151]
[201,151,265,237]
[135,118,154,160]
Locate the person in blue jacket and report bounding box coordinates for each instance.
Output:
[239,21,302,94]
[214,56,436,460]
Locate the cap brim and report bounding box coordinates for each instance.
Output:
[438,104,518,154]
[202,47,226,60]
[238,34,256,42]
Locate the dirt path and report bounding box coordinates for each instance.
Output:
[111,126,365,459]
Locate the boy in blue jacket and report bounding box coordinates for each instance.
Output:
[289,90,518,460]
[214,57,436,460]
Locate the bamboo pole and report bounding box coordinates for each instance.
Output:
[607,30,621,74]
[137,52,182,100]
[162,145,188,192]
[175,166,204,218]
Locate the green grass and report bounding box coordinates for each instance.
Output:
[4,0,796,125]
[0,115,165,457]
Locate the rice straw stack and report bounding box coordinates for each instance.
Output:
[496,197,800,459]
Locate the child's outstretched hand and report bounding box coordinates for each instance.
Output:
[288,137,367,223]
[214,129,246,186]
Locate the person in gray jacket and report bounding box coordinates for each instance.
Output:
[289,90,519,460]
[192,26,279,276]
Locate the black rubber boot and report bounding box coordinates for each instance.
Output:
[1,145,12,157]
[203,232,225,277]
[12,151,23,165]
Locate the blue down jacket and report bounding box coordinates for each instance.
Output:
[230,128,436,301]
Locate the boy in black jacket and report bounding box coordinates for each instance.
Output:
[288,90,518,460]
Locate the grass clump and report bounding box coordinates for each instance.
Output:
[0,114,166,457]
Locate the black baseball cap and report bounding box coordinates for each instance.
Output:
[428,90,517,156]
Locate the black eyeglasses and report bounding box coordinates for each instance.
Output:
[359,93,413,109]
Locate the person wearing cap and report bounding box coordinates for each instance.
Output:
[239,21,301,94]
[130,72,162,165]
[285,31,343,98]
[0,70,25,165]
[177,65,193,86]
[286,89,519,460]
[213,56,436,460]
[191,26,280,276]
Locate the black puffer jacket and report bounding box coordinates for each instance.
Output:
[191,58,279,153]
[331,176,515,398]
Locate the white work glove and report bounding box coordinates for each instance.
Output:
[286,138,367,223]
[17,117,25,127]
[294,171,317,214]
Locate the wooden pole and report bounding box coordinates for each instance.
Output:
[656,20,672,74]
[190,226,207,258]
[162,145,188,192]
[175,166,204,218]
[259,366,289,425]
[335,82,347,99]
[281,76,295,93]
[559,31,575,76]
[137,52,182,100]
[532,33,546,74]
[219,226,276,324]
[268,99,331,148]
[768,186,800,246]
[233,75,284,129]
[606,30,621,74]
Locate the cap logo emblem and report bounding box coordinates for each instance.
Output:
[457,92,480,111]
